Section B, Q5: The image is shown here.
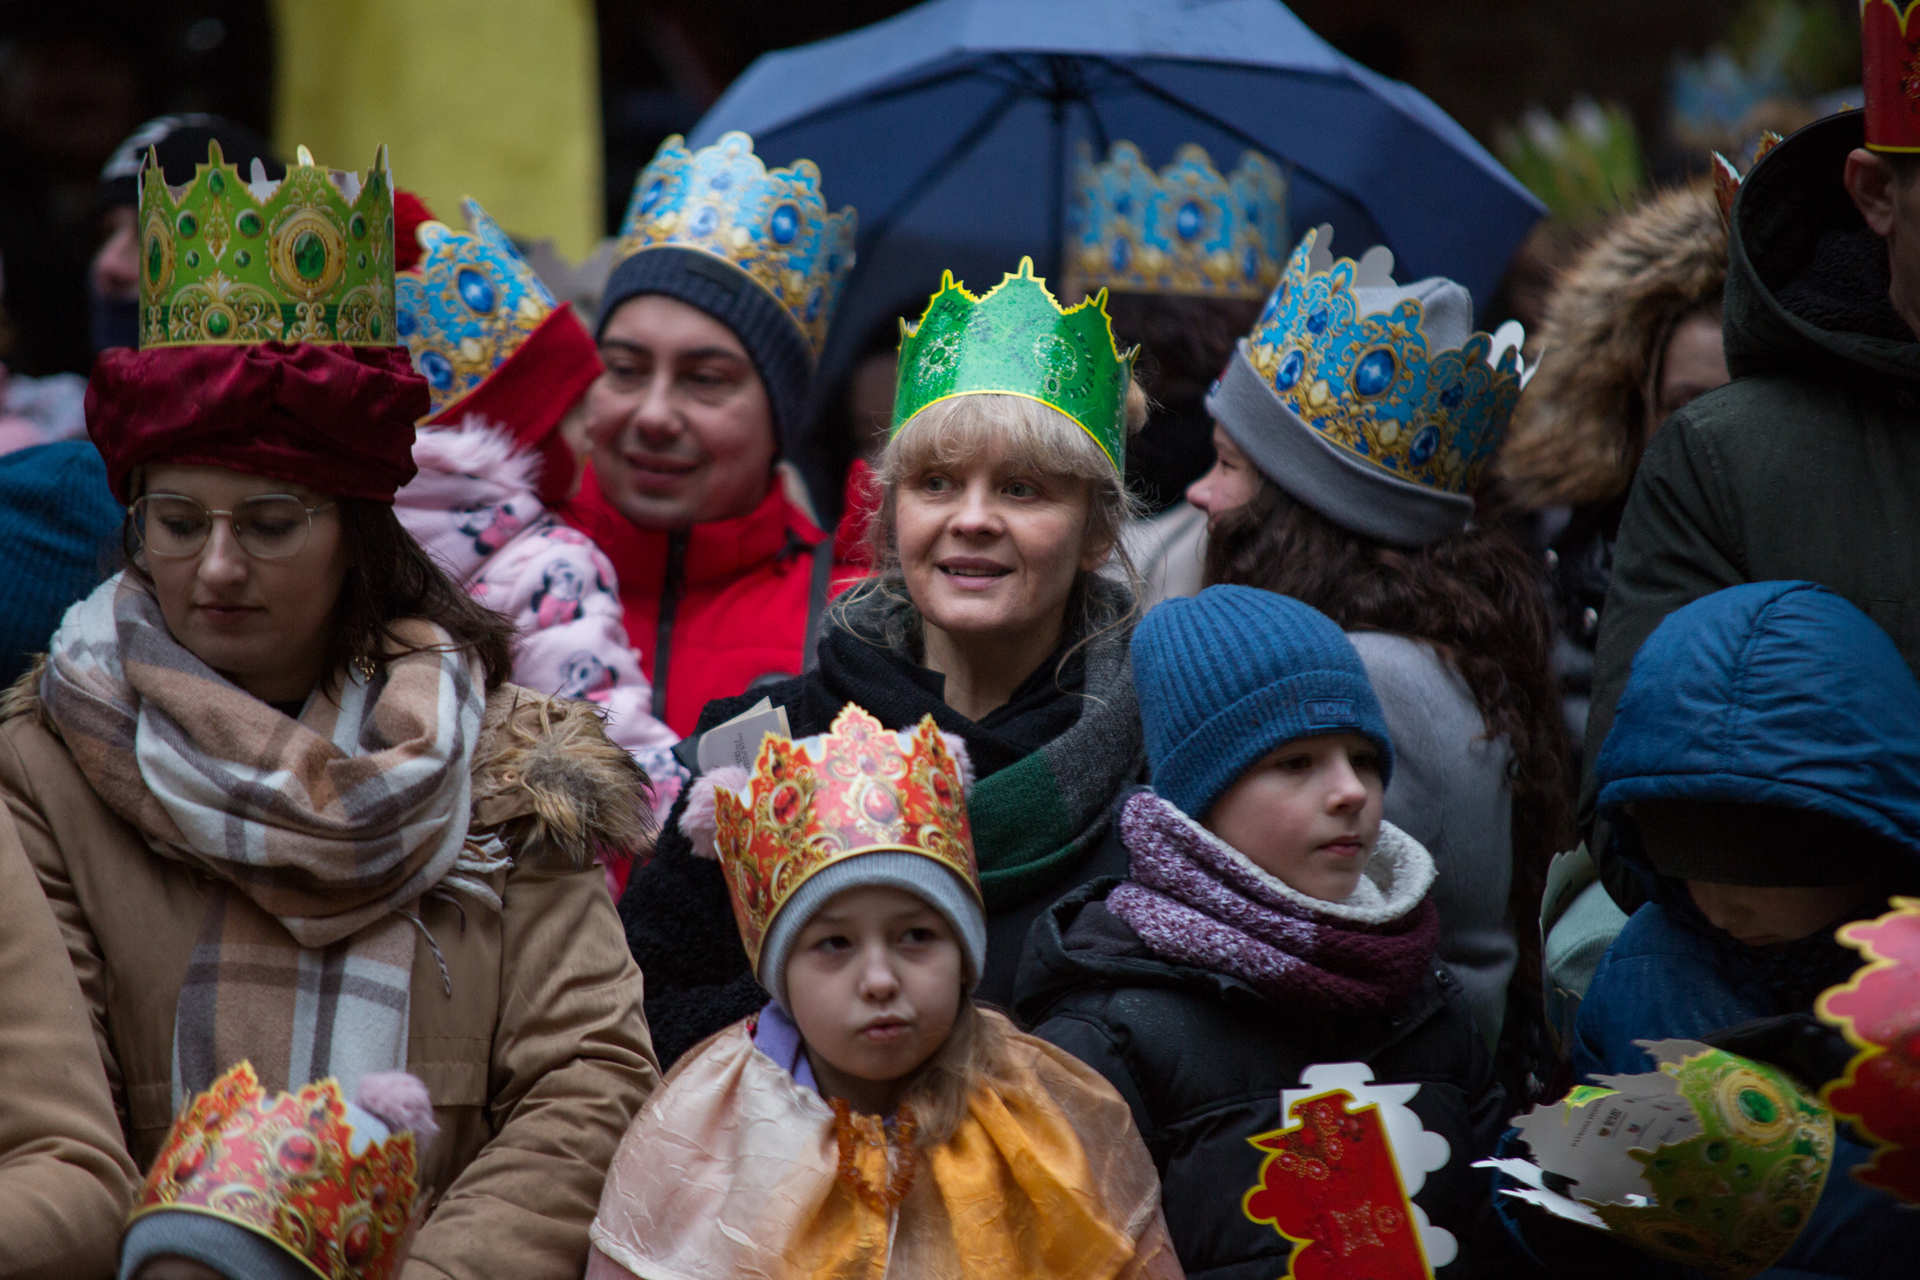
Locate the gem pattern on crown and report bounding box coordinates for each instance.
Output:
[132,1061,419,1280]
[139,141,396,348]
[614,131,855,359]
[1065,141,1287,300]
[892,258,1137,472]
[1244,228,1522,496]
[396,198,557,415]
[712,704,978,969]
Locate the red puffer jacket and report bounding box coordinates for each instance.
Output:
[564,467,861,738]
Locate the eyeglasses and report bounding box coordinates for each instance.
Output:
[129,493,336,560]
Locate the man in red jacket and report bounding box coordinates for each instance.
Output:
[566,132,860,737]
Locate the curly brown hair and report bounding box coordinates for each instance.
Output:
[1205,480,1572,1051]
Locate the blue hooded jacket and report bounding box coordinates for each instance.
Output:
[1576,581,1920,1279]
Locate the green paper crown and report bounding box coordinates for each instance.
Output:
[891,258,1136,471]
[139,141,397,348]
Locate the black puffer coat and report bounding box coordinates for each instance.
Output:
[1015,871,1508,1280]
[1582,108,1920,837]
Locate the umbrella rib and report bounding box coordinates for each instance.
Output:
[1089,57,1376,228]
[753,55,1037,140]
[856,81,1028,252]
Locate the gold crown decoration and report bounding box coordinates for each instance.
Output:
[712,703,978,968]
[1064,140,1288,301]
[614,131,856,359]
[131,1061,420,1280]
[139,141,397,348]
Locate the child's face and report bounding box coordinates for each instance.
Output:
[784,884,964,1115]
[1203,732,1385,902]
[1686,879,1880,948]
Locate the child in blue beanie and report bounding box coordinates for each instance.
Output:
[1015,584,1502,1280]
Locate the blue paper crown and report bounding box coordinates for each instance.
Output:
[1064,141,1287,300]
[1244,228,1524,497]
[395,198,559,415]
[614,131,856,359]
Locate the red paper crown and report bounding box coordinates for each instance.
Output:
[713,703,979,968]
[131,1062,420,1280]
[1864,1,1920,152]
[1817,897,1920,1205]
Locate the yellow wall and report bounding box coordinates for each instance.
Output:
[271,0,603,258]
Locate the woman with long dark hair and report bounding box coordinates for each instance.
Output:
[1187,228,1570,1094]
[0,143,659,1278]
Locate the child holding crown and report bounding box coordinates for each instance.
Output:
[586,703,1182,1279]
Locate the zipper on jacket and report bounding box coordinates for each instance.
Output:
[651,530,689,722]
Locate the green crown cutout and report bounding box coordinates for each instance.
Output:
[892,258,1136,471]
[139,141,397,348]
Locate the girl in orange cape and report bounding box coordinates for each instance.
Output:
[586,702,1181,1280]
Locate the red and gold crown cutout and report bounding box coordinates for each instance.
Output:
[131,1061,420,1280]
[713,703,978,967]
[1817,897,1920,1205]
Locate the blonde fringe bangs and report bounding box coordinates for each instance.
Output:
[870,387,1149,569]
[837,384,1150,668]
[879,392,1124,491]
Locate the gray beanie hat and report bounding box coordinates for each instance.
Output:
[759,851,987,1013]
[1205,227,1525,547]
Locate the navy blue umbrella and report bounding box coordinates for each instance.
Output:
[691,0,1543,512]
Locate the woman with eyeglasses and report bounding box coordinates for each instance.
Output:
[0,146,659,1280]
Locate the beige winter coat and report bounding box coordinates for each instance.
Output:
[0,804,138,1280]
[0,679,662,1280]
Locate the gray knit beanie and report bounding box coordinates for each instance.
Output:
[759,851,988,1014]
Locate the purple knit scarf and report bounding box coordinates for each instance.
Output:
[1105,790,1440,1013]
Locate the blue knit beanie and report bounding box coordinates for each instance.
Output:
[1131,585,1395,819]
[0,441,121,686]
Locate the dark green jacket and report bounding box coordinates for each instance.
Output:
[1581,109,1920,835]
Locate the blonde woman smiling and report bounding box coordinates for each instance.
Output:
[622,260,1151,1064]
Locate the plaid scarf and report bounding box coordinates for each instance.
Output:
[1106,789,1440,1013]
[42,574,490,1105]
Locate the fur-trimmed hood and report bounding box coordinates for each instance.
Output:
[2,661,652,873]
[1499,181,1728,510]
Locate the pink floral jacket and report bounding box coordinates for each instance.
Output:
[396,417,685,888]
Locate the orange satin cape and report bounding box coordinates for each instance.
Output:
[586,1011,1182,1280]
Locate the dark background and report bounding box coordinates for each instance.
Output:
[0,0,1836,375]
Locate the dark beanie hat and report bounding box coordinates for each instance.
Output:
[596,246,814,454]
[97,115,283,214]
[1131,585,1395,819]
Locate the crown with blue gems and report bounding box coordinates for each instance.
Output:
[1064,141,1287,301]
[397,198,559,413]
[138,141,396,348]
[613,131,855,359]
[1244,227,1525,497]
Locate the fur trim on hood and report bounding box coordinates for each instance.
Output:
[409,414,545,495]
[470,685,654,870]
[2,662,653,873]
[1499,181,1728,510]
